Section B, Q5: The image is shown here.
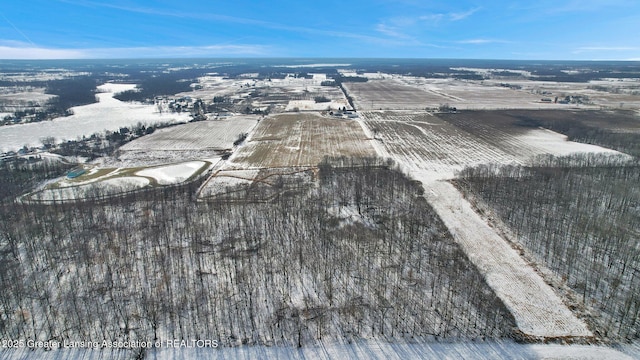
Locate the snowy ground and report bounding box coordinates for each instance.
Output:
[0,83,190,152]
[136,161,206,185]
[285,99,349,111]
[25,160,212,202]
[0,341,633,359]
[423,179,592,338]
[29,176,150,201]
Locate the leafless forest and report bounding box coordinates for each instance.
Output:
[0,158,516,349]
[455,154,640,341]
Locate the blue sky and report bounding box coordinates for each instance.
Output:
[1,0,639,60]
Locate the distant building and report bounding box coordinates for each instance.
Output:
[66,168,86,179]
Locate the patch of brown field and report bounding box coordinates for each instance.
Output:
[232,113,375,168]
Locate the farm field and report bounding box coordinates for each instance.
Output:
[344,80,442,110]
[120,116,259,152]
[361,110,619,179]
[230,113,375,168]
[439,109,640,157]
[344,78,566,111]
[102,116,259,167]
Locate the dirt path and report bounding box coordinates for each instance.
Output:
[420,175,592,338]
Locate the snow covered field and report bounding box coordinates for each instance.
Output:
[285,99,349,111]
[361,111,620,180]
[0,83,190,152]
[30,176,150,201]
[136,161,206,185]
[119,116,259,152]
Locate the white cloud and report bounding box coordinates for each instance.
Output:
[457,39,511,45]
[419,7,480,23]
[0,42,271,59]
[375,24,411,39]
[575,46,638,52]
[0,46,87,59]
[449,8,481,21]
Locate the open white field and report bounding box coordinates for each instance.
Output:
[285,99,349,111]
[231,113,375,168]
[29,176,150,202]
[136,161,206,185]
[0,83,190,152]
[120,116,259,151]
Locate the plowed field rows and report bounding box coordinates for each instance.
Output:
[120,116,259,151]
[231,113,375,168]
[362,112,514,176]
[344,80,442,110]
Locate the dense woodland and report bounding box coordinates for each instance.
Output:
[455,154,640,341]
[0,158,516,353]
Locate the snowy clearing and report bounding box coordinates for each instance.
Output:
[285,99,349,111]
[423,179,592,338]
[136,161,206,185]
[30,176,149,202]
[517,128,620,156]
[0,83,190,152]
